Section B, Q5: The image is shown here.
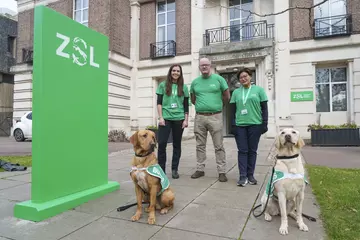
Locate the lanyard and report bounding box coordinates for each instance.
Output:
[242,85,252,106]
[172,84,177,100]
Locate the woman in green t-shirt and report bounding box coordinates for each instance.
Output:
[156,64,189,179]
[230,68,268,187]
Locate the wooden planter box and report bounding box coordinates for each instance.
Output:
[311,128,360,146]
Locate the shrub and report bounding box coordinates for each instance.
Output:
[146,125,158,130]
[108,129,129,142]
[307,123,358,131]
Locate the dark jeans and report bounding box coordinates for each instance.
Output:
[157,120,184,173]
[234,124,262,179]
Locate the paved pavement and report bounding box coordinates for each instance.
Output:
[0,137,132,156]
[302,145,360,168]
[0,137,326,240]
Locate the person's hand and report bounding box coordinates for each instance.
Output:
[261,122,268,134]
[182,120,188,129]
[159,117,165,126]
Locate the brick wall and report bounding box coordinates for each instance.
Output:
[16,0,73,63]
[139,1,156,60]
[109,0,131,58]
[139,0,191,60]
[347,0,360,33]
[16,9,34,63]
[0,15,17,72]
[289,0,360,42]
[176,0,191,55]
[89,0,111,37]
[289,0,313,42]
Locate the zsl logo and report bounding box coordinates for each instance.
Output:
[55,32,100,68]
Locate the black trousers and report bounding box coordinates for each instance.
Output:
[157,120,184,173]
[234,124,262,178]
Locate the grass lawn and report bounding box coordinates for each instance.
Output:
[0,156,32,172]
[306,165,360,240]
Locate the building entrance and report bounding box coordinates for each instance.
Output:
[220,70,256,137]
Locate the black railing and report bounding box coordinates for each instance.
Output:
[22,47,33,63]
[203,21,274,46]
[150,40,176,59]
[313,14,352,39]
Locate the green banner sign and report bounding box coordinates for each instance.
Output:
[290,91,314,102]
[14,6,119,221]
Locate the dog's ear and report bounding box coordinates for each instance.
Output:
[275,135,281,150]
[296,136,305,149]
[129,131,138,146]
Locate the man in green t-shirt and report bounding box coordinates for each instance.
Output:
[190,57,230,182]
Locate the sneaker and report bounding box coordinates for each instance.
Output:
[172,170,179,179]
[218,173,228,182]
[248,175,257,185]
[237,176,248,187]
[191,171,205,179]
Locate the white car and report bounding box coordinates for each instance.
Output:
[13,111,32,142]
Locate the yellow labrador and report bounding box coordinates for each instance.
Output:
[260,128,309,235]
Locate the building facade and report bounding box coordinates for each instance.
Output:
[0,13,17,136]
[10,0,360,139]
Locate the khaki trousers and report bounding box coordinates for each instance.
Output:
[194,112,226,173]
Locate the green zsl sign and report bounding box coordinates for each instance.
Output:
[14,6,119,222]
[290,91,314,102]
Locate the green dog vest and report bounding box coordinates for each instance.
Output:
[265,170,309,197]
[130,164,170,196]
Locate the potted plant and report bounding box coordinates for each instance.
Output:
[307,123,360,146]
[145,125,173,143]
[146,125,159,140]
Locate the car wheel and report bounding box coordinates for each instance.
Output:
[14,129,25,142]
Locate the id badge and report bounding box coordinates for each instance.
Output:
[241,109,248,115]
[171,103,178,108]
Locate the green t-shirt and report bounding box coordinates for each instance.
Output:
[230,85,268,126]
[156,81,189,121]
[190,74,229,113]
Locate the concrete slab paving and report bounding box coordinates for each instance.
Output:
[4,173,32,183]
[0,136,326,240]
[0,178,27,190]
[166,203,248,239]
[0,168,31,179]
[0,199,100,240]
[107,200,190,226]
[149,227,236,240]
[60,217,161,240]
[0,183,30,201]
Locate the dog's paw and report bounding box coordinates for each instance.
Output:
[131,213,141,222]
[298,222,309,232]
[160,208,169,215]
[279,225,288,235]
[148,216,156,225]
[264,213,272,221]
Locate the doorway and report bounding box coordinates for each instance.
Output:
[220,70,256,137]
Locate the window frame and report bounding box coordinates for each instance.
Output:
[315,66,348,113]
[313,0,348,37]
[155,0,176,43]
[73,0,89,27]
[228,0,254,42]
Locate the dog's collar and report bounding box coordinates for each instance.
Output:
[134,150,154,158]
[276,154,299,160]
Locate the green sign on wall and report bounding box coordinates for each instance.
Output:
[14,5,119,221]
[290,91,314,102]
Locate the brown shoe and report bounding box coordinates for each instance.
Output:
[191,171,205,179]
[219,173,228,182]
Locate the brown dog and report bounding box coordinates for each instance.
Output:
[129,129,175,225]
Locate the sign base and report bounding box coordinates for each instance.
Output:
[14,181,119,222]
